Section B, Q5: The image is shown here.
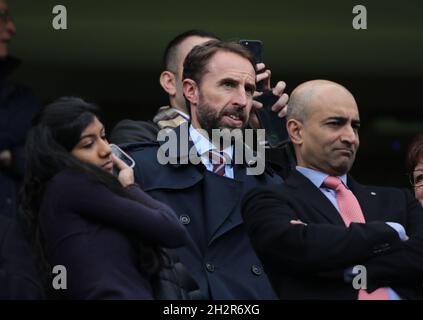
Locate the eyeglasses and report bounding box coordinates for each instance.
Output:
[409,169,423,188]
[0,9,12,23]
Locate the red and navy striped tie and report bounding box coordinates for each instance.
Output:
[208,150,226,176]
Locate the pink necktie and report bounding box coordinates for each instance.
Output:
[323,176,390,300]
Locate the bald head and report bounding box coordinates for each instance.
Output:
[287,80,360,176]
[287,80,356,123]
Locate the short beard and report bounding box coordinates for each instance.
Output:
[195,98,247,138]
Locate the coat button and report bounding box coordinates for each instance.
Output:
[251,265,262,276]
[179,214,190,225]
[206,263,215,273]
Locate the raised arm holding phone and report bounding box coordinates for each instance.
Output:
[239,39,289,146]
[21,97,194,299]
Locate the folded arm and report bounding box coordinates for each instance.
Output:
[241,187,401,274]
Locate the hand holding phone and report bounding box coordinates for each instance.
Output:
[110,144,135,169]
[110,144,136,187]
[239,39,289,147]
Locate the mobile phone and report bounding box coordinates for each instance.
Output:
[239,39,289,147]
[239,39,265,91]
[110,144,135,171]
[254,91,289,147]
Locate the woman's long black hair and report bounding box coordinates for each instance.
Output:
[20,97,167,296]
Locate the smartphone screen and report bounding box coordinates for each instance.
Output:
[110,144,135,168]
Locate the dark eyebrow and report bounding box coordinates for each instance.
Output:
[218,78,256,93]
[79,126,105,140]
[326,116,347,122]
[79,134,95,141]
[325,117,361,126]
[352,119,361,127]
[218,77,237,86]
[245,82,256,93]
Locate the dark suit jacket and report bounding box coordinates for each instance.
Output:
[125,123,283,299]
[110,119,159,145]
[1,56,40,218]
[242,170,423,300]
[0,215,45,299]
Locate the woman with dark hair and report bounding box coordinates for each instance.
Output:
[406,134,423,206]
[21,97,188,299]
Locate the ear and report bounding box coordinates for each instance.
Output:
[182,79,199,107]
[159,71,177,96]
[287,118,303,146]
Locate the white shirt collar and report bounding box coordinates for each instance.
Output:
[173,108,190,121]
[296,166,348,189]
[189,125,233,163]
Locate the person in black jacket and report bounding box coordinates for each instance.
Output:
[0,214,45,299]
[1,0,40,218]
[127,41,283,299]
[0,0,45,300]
[21,97,196,299]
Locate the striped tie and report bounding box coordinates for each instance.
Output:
[208,150,226,176]
[323,176,390,300]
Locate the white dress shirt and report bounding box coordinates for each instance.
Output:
[189,125,234,179]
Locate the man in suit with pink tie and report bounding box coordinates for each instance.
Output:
[242,80,423,300]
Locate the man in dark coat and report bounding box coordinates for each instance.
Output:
[0,0,44,299]
[0,214,45,299]
[1,0,40,218]
[125,41,283,299]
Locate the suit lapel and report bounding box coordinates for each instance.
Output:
[287,171,345,225]
[205,171,242,244]
[208,159,271,243]
[162,123,243,244]
[348,176,379,222]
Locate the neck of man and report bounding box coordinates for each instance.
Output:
[169,98,189,115]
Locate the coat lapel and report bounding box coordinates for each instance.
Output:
[287,171,346,225]
[141,123,205,191]
[347,176,380,222]
[204,172,242,244]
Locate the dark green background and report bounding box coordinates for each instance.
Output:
[7,0,423,186]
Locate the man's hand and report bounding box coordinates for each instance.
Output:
[290,219,307,226]
[249,63,289,129]
[255,63,289,116]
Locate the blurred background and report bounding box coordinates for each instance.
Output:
[7,0,423,187]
